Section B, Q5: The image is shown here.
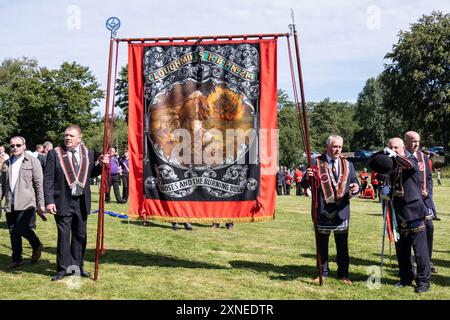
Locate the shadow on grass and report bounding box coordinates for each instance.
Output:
[0,221,8,230]
[120,220,173,229]
[229,260,371,284]
[0,252,55,277]
[38,247,227,270]
[120,220,219,230]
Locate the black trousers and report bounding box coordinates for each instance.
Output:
[318,232,349,278]
[121,173,129,201]
[55,197,87,273]
[285,184,291,195]
[296,183,304,196]
[276,185,282,196]
[282,183,287,195]
[395,228,430,287]
[6,208,41,262]
[425,218,434,259]
[106,174,123,203]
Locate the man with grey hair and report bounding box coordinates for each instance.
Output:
[404,131,438,273]
[387,137,430,293]
[302,134,359,285]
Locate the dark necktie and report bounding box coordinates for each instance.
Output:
[331,159,338,181]
[70,149,79,174]
[70,148,83,196]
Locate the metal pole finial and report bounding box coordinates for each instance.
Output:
[106,17,121,38]
[289,9,297,35]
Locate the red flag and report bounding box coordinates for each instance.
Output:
[128,39,277,223]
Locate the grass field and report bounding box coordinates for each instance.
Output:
[0,179,449,300]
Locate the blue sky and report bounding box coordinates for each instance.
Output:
[1,0,448,111]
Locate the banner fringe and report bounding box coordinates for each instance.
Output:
[126,215,274,224]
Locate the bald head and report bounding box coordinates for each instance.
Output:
[388,137,405,156]
[404,131,420,153]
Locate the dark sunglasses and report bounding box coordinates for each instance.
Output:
[10,144,23,148]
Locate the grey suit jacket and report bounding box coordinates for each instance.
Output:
[0,153,45,213]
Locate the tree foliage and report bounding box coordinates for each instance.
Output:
[115,65,129,121]
[277,89,304,167]
[381,11,450,147]
[308,99,358,151]
[0,58,103,148]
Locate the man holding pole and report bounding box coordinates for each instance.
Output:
[302,134,359,284]
[44,125,107,281]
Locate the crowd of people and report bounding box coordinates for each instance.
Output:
[0,128,444,293]
[0,125,110,281]
[278,132,441,293]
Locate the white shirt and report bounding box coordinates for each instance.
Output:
[10,155,25,203]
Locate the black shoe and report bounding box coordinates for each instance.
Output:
[211,223,220,228]
[430,264,438,274]
[80,270,92,278]
[433,216,441,221]
[6,261,24,269]
[51,272,68,281]
[395,281,413,288]
[31,242,43,263]
[172,223,179,231]
[415,285,430,293]
[184,223,193,230]
[226,223,234,230]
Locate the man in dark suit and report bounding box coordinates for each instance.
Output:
[302,134,359,285]
[44,125,106,281]
[387,137,430,293]
[404,131,438,273]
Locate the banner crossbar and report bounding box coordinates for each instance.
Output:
[115,33,290,43]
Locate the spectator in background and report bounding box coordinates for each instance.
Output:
[105,148,126,204]
[371,171,379,200]
[359,168,369,195]
[276,166,285,196]
[361,184,375,199]
[211,222,234,230]
[0,145,9,161]
[285,169,292,195]
[436,169,442,186]
[38,141,53,170]
[32,144,44,158]
[294,166,304,196]
[119,149,129,203]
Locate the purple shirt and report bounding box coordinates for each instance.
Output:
[110,156,120,174]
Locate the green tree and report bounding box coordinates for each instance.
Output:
[115,65,129,121]
[352,77,386,149]
[84,116,129,154]
[277,89,309,167]
[309,98,357,151]
[0,58,104,147]
[0,58,39,144]
[381,11,450,147]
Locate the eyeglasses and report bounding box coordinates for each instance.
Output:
[10,144,23,149]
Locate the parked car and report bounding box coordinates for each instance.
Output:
[354,149,374,158]
[427,146,445,156]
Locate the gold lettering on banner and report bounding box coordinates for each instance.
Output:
[147,50,256,82]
